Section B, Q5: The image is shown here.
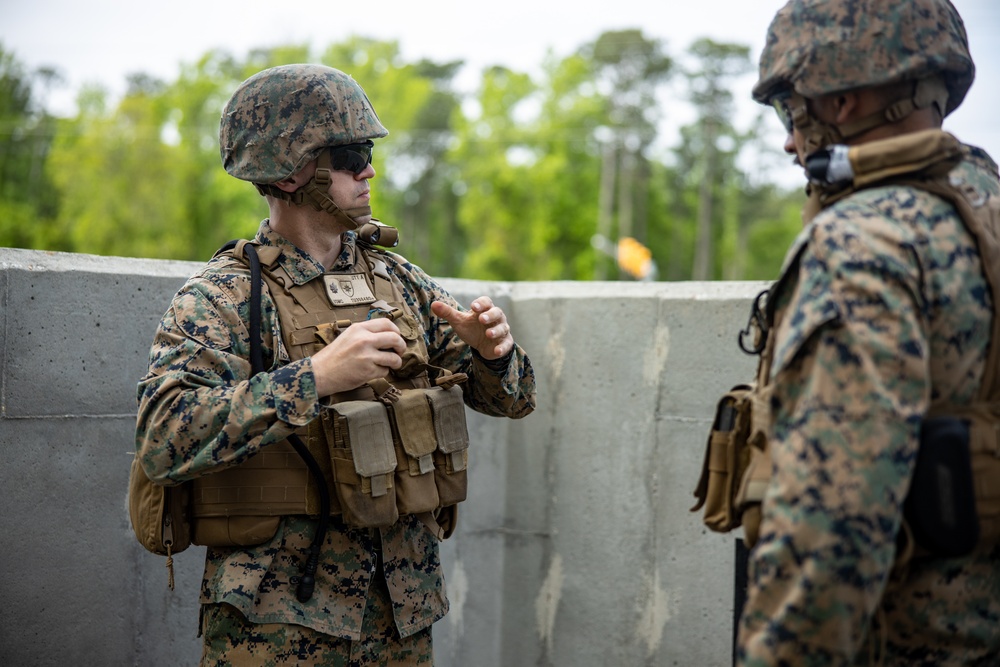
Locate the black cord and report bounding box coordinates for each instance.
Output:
[288,433,330,602]
[244,243,331,603]
[246,244,264,374]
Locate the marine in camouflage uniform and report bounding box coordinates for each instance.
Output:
[135,64,536,665]
[736,1,1000,665]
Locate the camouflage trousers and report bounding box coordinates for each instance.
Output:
[200,563,433,667]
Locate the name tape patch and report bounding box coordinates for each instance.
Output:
[324,273,376,306]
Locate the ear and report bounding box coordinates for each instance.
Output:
[272,159,317,193]
[833,92,861,125]
[273,176,301,194]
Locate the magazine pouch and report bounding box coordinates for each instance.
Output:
[328,401,399,528]
[391,388,442,515]
[429,385,470,507]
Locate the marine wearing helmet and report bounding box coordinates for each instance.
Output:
[735,1,1000,664]
[219,64,389,229]
[753,0,974,159]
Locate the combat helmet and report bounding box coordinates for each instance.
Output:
[753,0,974,149]
[220,64,388,228]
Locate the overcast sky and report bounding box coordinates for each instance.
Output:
[4,0,999,186]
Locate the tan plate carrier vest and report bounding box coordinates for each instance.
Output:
[190,240,470,547]
[692,130,1000,554]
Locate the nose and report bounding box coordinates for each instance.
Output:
[783,132,796,154]
[356,163,376,180]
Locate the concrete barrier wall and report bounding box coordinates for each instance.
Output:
[0,247,768,666]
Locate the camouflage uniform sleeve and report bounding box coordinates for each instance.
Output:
[382,251,536,420]
[135,261,321,484]
[738,198,930,664]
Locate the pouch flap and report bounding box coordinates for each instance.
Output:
[427,385,469,455]
[735,446,772,507]
[394,389,439,465]
[331,401,397,477]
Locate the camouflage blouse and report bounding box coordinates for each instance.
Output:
[136,221,536,640]
[738,146,1000,665]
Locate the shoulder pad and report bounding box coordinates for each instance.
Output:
[218,240,282,268]
[213,239,240,258]
[246,243,282,267]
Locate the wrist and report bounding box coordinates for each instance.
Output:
[473,347,513,372]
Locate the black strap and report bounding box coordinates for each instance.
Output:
[243,242,330,603]
[245,243,265,376]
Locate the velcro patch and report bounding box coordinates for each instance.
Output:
[323,273,376,307]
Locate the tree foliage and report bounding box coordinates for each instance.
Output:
[0,36,804,281]
[0,44,61,248]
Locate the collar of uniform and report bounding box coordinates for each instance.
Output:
[328,231,361,273]
[256,220,325,285]
[256,222,366,284]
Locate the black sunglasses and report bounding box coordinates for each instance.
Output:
[771,93,794,134]
[330,140,374,175]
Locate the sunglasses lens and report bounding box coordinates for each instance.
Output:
[331,141,374,174]
[771,97,793,133]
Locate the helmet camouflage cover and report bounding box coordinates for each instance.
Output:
[753,0,974,115]
[220,64,388,184]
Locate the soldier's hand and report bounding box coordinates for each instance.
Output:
[311,318,406,397]
[431,296,514,361]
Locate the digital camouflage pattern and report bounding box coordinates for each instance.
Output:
[737,148,1000,665]
[752,0,974,113]
[200,560,433,666]
[220,64,389,184]
[136,221,536,642]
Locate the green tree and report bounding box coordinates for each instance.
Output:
[4,35,804,282]
[320,38,465,275]
[46,48,300,260]
[0,45,60,249]
[450,65,538,279]
[580,29,672,279]
[527,51,608,279]
[677,38,753,280]
[730,112,805,280]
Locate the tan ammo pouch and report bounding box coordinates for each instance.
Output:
[391,385,470,514]
[391,389,442,515]
[328,400,400,528]
[429,385,470,506]
[733,441,771,548]
[691,385,754,533]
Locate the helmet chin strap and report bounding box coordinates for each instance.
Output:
[791,77,950,161]
[789,77,950,220]
[255,148,371,230]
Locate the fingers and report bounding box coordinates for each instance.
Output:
[362,317,402,335]
[433,296,514,360]
[469,296,493,313]
[472,298,509,341]
[430,300,458,322]
[487,329,514,358]
[310,319,406,396]
[433,297,500,327]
